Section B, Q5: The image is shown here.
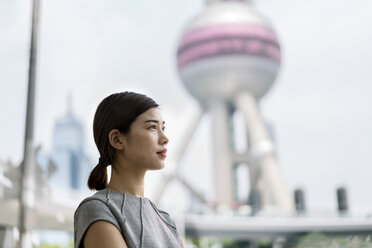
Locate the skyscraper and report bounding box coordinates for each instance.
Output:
[38,98,92,245]
[48,98,91,197]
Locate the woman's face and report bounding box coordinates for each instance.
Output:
[121,107,169,171]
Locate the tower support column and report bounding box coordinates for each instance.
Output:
[209,101,234,205]
[235,91,293,211]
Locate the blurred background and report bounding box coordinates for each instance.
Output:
[1,0,372,247]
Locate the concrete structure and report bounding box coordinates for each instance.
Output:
[184,214,372,240]
[175,0,293,212]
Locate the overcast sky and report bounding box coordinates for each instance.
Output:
[1,0,372,215]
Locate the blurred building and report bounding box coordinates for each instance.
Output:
[46,101,92,196]
[0,99,90,245]
[37,99,92,245]
[2,157,50,200]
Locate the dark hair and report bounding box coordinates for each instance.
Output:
[87,91,159,190]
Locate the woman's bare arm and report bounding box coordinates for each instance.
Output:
[179,238,185,248]
[84,221,128,248]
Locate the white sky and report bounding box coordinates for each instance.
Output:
[1,0,372,214]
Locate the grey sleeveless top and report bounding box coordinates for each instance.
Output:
[74,189,181,248]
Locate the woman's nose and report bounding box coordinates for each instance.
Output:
[160,132,169,145]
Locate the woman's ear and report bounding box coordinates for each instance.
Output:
[108,129,125,150]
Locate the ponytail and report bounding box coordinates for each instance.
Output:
[87,162,108,190]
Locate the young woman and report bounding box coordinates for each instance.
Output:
[74,92,183,248]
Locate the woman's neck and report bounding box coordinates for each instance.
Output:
[107,166,146,198]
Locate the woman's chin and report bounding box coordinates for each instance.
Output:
[148,162,165,170]
[156,163,165,170]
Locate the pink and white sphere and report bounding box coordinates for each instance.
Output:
[177,1,281,102]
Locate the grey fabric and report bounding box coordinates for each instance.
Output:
[74,188,181,248]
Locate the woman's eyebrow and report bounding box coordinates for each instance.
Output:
[144,120,165,124]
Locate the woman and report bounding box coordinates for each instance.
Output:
[74,92,183,248]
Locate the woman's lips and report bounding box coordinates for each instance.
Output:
[156,149,167,158]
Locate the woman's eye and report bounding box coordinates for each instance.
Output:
[150,125,156,129]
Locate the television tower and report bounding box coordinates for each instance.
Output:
[176,0,293,211]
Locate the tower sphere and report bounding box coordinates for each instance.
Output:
[177,1,281,102]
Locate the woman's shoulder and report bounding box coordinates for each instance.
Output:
[74,188,126,233]
[74,190,109,217]
[74,189,123,248]
[75,190,108,210]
